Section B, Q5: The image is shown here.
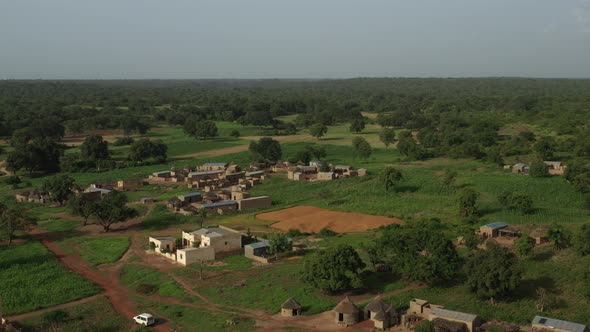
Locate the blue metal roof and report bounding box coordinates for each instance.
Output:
[247,241,269,249]
[182,192,202,198]
[484,222,509,230]
[201,200,237,208]
[203,162,228,167]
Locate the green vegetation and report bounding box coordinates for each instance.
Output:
[58,236,130,265]
[120,264,189,301]
[0,241,99,315]
[19,296,130,332]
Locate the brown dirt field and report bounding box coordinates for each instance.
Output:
[258,206,404,233]
[62,129,125,146]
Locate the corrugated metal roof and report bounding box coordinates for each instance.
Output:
[189,170,224,176]
[154,170,171,175]
[201,201,238,208]
[240,196,270,202]
[245,170,265,176]
[532,316,587,332]
[430,308,478,323]
[246,241,269,249]
[483,222,509,230]
[203,162,228,167]
[182,192,202,198]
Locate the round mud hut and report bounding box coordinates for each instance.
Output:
[333,296,360,326]
[280,297,302,317]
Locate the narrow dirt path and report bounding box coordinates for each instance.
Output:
[0,161,9,176]
[173,134,311,159]
[6,294,106,321]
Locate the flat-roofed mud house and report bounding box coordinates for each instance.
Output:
[428,308,482,332]
[479,222,509,238]
[333,296,360,326]
[182,227,242,253]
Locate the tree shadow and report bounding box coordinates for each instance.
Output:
[318,137,343,142]
[396,185,420,193]
[478,207,503,216]
[513,276,557,300]
[532,250,554,262]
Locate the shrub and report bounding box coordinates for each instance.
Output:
[113,136,134,146]
[286,229,303,238]
[136,283,158,295]
[318,227,337,237]
[230,130,241,138]
[3,176,21,185]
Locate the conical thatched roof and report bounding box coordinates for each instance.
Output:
[365,295,395,316]
[333,296,359,314]
[281,297,302,310]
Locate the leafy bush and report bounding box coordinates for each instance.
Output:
[113,136,134,146]
[3,175,21,185]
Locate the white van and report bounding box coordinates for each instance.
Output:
[133,313,156,326]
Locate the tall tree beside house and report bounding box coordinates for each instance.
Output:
[0,203,35,245]
[249,137,282,162]
[184,118,218,140]
[301,244,365,293]
[68,194,96,226]
[464,242,522,304]
[375,222,460,284]
[534,137,556,160]
[497,191,534,215]
[42,175,75,206]
[309,124,328,140]
[379,127,396,148]
[91,191,137,232]
[352,136,372,160]
[575,223,590,256]
[80,135,110,161]
[380,167,403,192]
[546,223,572,250]
[349,118,365,133]
[513,235,536,258]
[128,139,167,162]
[196,209,207,228]
[458,188,479,218]
[529,162,550,178]
[268,233,291,259]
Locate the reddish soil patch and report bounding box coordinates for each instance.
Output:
[62,130,124,146]
[258,206,404,233]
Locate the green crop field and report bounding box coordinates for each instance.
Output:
[57,236,130,265]
[120,263,194,302]
[0,241,100,315]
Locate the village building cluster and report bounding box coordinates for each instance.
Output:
[270,160,367,182]
[278,296,587,332]
[507,161,566,176]
[474,222,548,247]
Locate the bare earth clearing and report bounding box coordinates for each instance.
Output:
[259,206,404,233]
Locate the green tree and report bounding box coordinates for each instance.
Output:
[309,124,328,140]
[230,130,240,138]
[0,204,35,245]
[442,169,458,187]
[68,194,96,226]
[458,188,479,218]
[513,235,536,258]
[529,162,550,178]
[498,191,534,215]
[397,133,427,160]
[379,127,396,148]
[546,223,571,250]
[534,138,555,160]
[42,175,75,206]
[128,139,168,162]
[196,209,207,228]
[375,223,460,284]
[184,118,218,140]
[574,223,590,256]
[91,191,137,232]
[349,118,365,133]
[380,167,403,192]
[268,233,291,258]
[464,242,522,303]
[352,136,372,160]
[80,135,110,161]
[249,137,282,162]
[463,231,481,251]
[301,244,365,293]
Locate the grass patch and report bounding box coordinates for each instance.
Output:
[0,241,100,315]
[18,296,130,331]
[57,236,130,265]
[120,264,192,302]
[142,204,197,230]
[37,217,79,233]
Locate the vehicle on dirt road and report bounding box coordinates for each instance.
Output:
[133,313,155,326]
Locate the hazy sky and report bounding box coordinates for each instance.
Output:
[1,0,590,79]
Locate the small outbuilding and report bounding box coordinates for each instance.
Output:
[479,222,509,238]
[512,163,530,174]
[532,316,587,332]
[428,308,482,332]
[280,297,302,317]
[364,295,398,330]
[140,197,154,204]
[334,296,360,326]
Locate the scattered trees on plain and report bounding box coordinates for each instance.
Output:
[309,124,328,140]
[0,203,35,245]
[379,128,396,148]
[42,175,75,206]
[128,139,167,162]
[458,188,479,218]
[184,119,218,140]
[380,167,403,192]
[497,191,534,215]
[90,191,137,232]
[352,136,372,160]
[301,244,365,293]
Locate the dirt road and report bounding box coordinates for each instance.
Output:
[173,134,311,159]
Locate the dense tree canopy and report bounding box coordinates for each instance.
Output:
[249,137,282,162]
[80,135,110,161]
[128,139,167,162]
[42,175,75,206]
[301,244,365,293]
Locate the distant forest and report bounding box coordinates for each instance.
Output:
[1,79,590,182]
